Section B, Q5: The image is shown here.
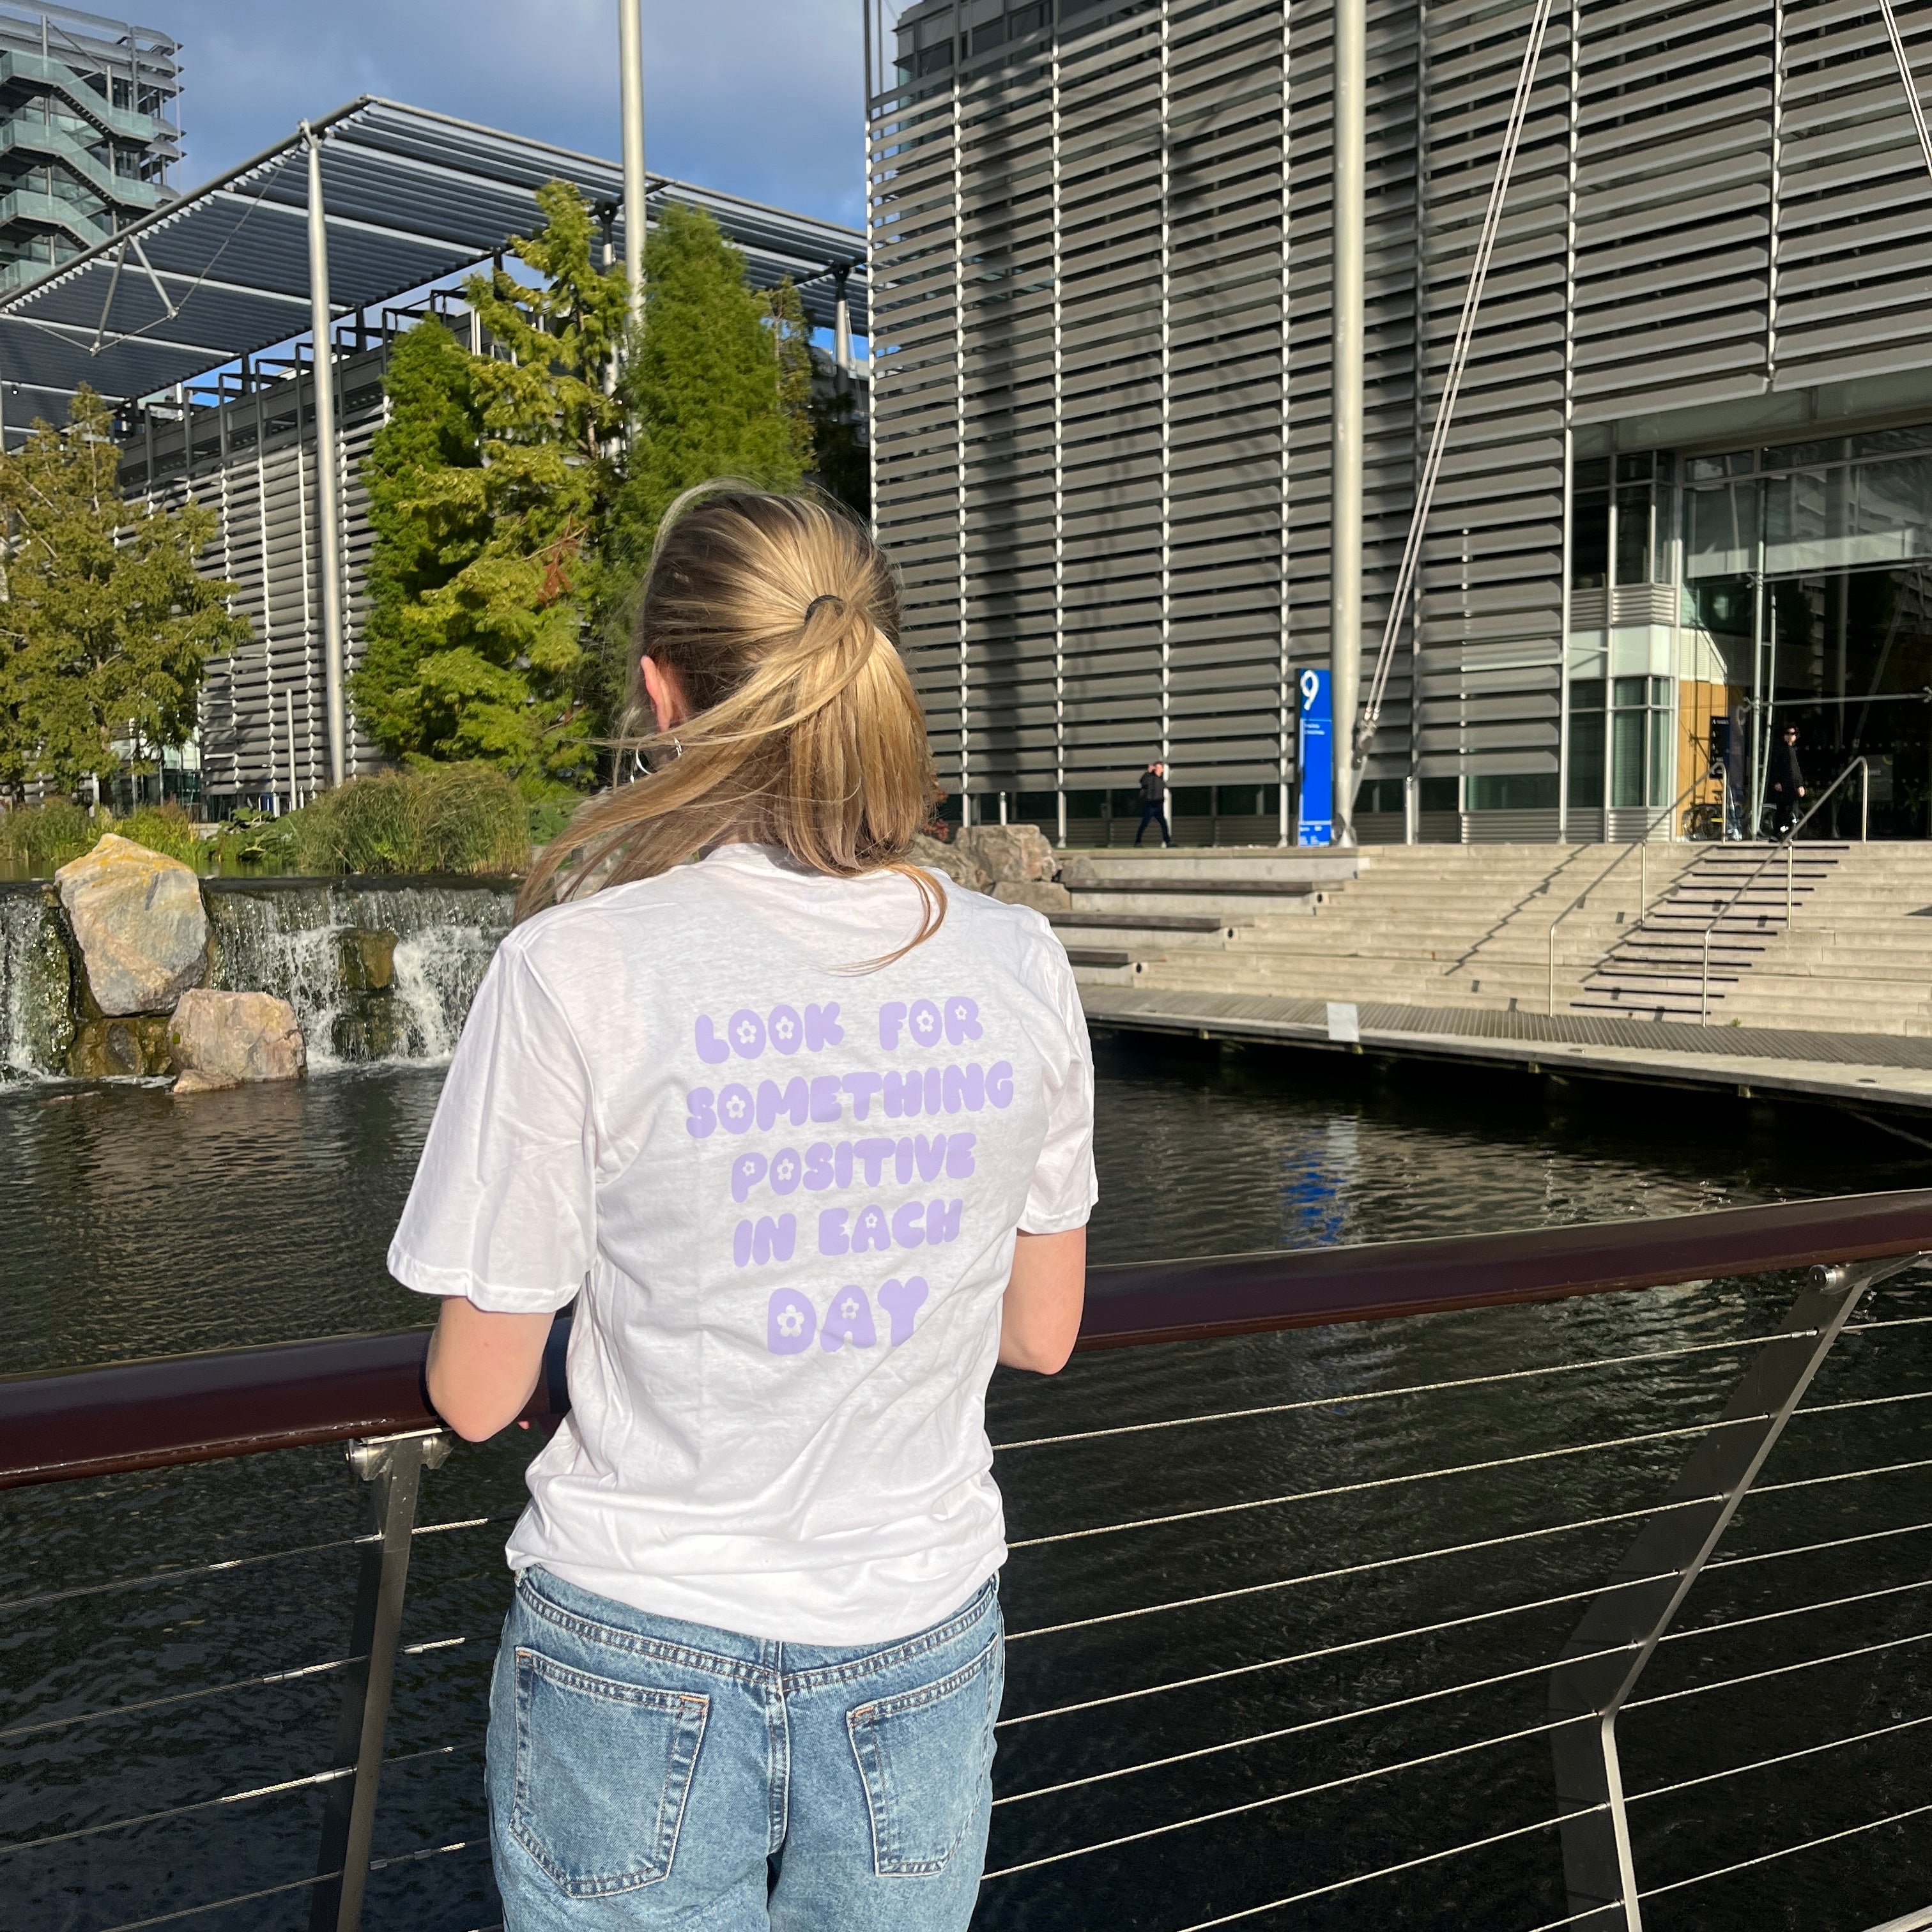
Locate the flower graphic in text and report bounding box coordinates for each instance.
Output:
[772,1013,797,1044]
[735,1018,759,1045]
[776,1305,805,1337]
[723,1092,747,1123]
[840,1296,860,1319]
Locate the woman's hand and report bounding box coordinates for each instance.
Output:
[999,1228,1087,1374]
[425,1298,557,1441]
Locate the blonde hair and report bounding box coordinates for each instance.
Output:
[516,484,946,963]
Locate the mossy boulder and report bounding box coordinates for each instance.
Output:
[68,1015,175,1079]
[337,927,397,992]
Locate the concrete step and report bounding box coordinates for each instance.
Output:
[1068,889,1317,919]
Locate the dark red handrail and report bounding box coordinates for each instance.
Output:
[5,1188,1931,1491]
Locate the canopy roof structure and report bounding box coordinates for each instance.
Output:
[0,95,868,439]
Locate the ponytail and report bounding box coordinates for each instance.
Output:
[516,485,946,967]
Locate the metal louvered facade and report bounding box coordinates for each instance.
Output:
[125,347,388,806]
[866,0,1932,841]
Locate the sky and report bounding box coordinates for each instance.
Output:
[155,0,875,231]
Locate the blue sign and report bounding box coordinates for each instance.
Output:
[1296,667,1333,847]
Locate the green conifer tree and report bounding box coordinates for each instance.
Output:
[0,385,248,799]
[613,204,811,568]
[353,181,627,787]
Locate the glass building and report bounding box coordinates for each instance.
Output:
[0,3,179,294]
[864,0,1932,840]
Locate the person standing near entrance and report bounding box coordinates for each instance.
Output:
[1136,760,1172,846]
[1768,723,1807,838]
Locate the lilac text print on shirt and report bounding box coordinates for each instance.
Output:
[684,995,1016,1360]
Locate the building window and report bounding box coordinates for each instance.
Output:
[1568,677,1673,810]
[1683,425,1932,581]
[1572,452,1675,589]
[1468,773,1559,811]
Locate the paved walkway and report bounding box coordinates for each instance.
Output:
[1080,986,1932,1127]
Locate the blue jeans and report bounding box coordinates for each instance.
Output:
[486,1567,1003,1930]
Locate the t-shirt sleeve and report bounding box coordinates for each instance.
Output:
[387,936,598,1313]
[1020,935,1099,1235]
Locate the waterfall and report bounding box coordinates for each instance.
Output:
[0,889,73,1083]
[206,881,512,1069]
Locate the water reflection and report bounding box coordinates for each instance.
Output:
[3,1037,1929,1931]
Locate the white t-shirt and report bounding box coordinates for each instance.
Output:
[388,843,1097,1644]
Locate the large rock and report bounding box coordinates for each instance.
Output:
[906,832,992,894]
[956,824,1059,884]
[56,834,207,1016]
[169,988,305,1094]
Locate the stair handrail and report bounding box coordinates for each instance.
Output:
[1696,753,1870,1023]
[1545,775,1708,1015]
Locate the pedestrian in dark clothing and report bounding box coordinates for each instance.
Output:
[1136,761,1172,846]
[1768,724,1806,838]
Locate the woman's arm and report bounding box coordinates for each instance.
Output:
[425,1298,556,1441]
[999,1227,1087,1374]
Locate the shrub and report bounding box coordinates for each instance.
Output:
[0,799,95,870]
[251,763,533,877]
[0,800,203,871]
[111,804,203,865]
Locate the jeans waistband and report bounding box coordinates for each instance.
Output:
[514,1567,1000,1692]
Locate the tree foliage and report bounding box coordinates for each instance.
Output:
[361,189,820,785]
[0,385,248,799]
[353,181,627,786]
[612,203,812,569]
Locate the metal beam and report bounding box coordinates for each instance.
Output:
[620,0,647,331]
[1548,1251,1928,1930]
[1330,0,1366,847]
[303,121,348,789]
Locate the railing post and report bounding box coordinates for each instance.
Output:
[1547,1252,1925,1932]
[1701,928,1709,1024]
[1786,836,1793,924]
[310,1427,452,1932]
[1862,756,1870,841]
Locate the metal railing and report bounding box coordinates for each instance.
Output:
[1697,755,1871,1022]
[8,1190,1932,1930]
[1544,778,1707,1015]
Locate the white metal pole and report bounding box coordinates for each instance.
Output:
[619,0,647,332]
[833,266,852,376]
[303,122,347,789]
[1330,0,1365,846]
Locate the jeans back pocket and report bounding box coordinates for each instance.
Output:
[847,1631,1002,1877]
[510,1646,710,1897]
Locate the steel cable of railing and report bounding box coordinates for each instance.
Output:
[0,1510,507,1618]
[1018,1384,1932,1550]
[0,1632,487,1745]
[997,1575,1932,1813]
[10,1197,1932,1931]
[983,1710,1586,1880]
[1170,1810,1599,1932]
[1354,0,1559,781]
[1001,1515,1932,1735]
[0,1743,471,1858]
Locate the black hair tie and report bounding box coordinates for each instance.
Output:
[804,595,843,622]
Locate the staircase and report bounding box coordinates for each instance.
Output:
[1048,850,1352,983]
[1064,841,1932,1038]
[1572,843,1846,1021]
[1110,844,1694,1012]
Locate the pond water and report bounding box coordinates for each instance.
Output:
[4,1038,1931,1931]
